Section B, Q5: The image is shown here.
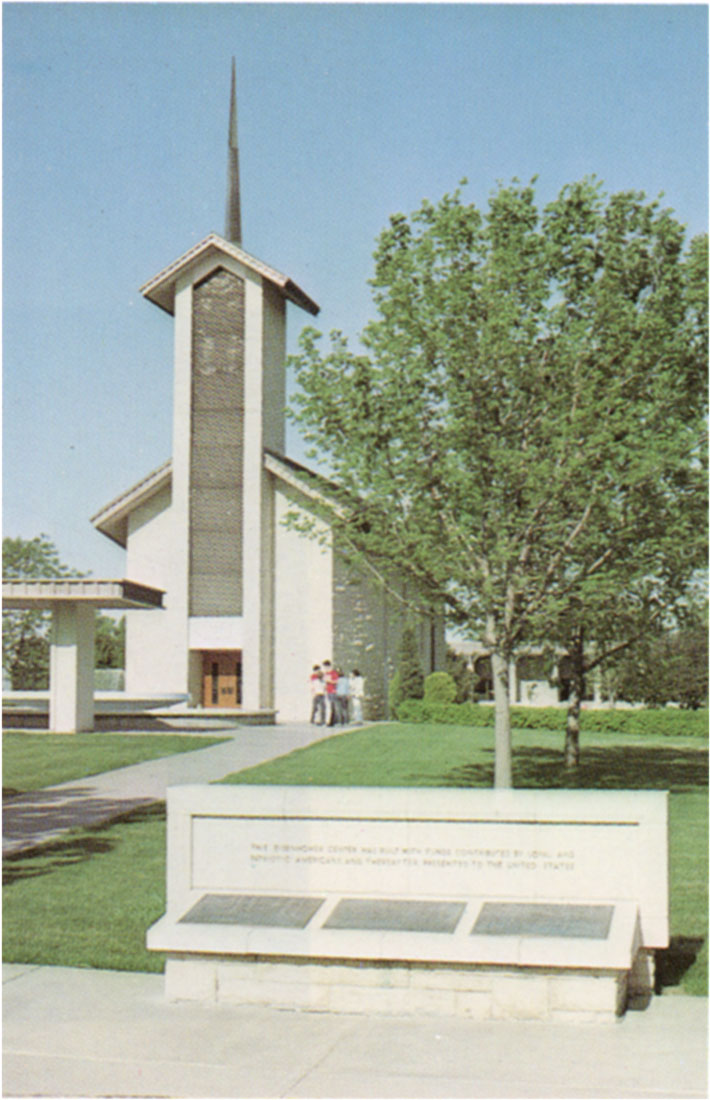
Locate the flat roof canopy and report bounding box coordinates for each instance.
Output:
[3,579,164,611]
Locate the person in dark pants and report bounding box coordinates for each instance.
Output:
[335,669,350,725]
[310,665,325,725]
[322,660,339,726]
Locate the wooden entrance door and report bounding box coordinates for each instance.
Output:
[202,651,242,708]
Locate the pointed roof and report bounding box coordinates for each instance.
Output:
[140,233,319,316]
[225,58,242,246]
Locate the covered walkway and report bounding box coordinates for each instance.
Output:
[3,579,163,733]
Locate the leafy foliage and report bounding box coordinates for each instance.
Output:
[289,178,707,785]
[445,647,475,703]
[2,535,83,689]
[423,671,457,704]
[95,616,125,670]
[387,668,404,714]
[608,601,708,709]
[395,700,708,737]
[397,624,424,700]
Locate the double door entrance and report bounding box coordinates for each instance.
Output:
[202,650,242,708]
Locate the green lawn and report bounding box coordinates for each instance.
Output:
[3,806,167,973]
[3,723,707,992]
[2,732,227,794]
[220,723,707,791]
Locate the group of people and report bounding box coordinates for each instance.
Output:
[310,662,365,726]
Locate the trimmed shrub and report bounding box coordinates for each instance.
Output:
[398,625,424,700]
[396,698,430,723]
[388,669,404,715]
[394,700,708,737]
[424,671,457,704]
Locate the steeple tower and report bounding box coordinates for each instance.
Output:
[225,58,242,245]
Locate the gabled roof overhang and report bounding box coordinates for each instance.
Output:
[140,233,320,317]
[264,449,341,512]
[90,460,172,548]
[91,450,339,551]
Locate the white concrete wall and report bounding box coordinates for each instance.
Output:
[517,679,560,706]
[272,484,333,721]
[124,483,185,695]
[188,618,243,650]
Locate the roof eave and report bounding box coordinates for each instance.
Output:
[93,518,129,549]
[91,461,172,548]
[140,235,319,317]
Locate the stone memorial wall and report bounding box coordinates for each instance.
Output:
[148,784,669,1020]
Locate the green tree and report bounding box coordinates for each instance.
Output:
[290,178,707,787]
[445,646,475,704]
[397,624,424,701]
[95,615,125,670]
[2,535,84,689]
[537,487,706,767]
[532,191,708,765]
[608,593,708,709]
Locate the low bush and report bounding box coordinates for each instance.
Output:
[394,700,708,737]
[423,671,458,704]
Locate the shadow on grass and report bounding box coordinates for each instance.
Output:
[2,786,162,855]
[656,936,706,992]
[422,745,708,792]
[2,802,165,886]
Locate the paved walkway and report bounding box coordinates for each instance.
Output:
[2,723,342,856]
[3,964,707,1099]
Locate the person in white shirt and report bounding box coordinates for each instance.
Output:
[350,669,365,724]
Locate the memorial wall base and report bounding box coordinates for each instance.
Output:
[163,952,644,1022]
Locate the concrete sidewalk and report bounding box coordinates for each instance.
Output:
[3,964,707,1099]
[2,723,344,856]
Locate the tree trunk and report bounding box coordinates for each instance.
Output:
[565,688,581,768]
[491,650,513,788]
[564,629,585,769]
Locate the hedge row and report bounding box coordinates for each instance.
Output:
[394,700,709,738]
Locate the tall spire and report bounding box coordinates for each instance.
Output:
[225,58,242,246]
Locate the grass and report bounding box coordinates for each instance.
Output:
[222,722,709,994]
[663,790,708,995]
[2,732,227,794]
[2,723,707,992]
[3,805,167,973]
[219,723,707,791]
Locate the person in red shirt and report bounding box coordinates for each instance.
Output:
[322,660,339,726]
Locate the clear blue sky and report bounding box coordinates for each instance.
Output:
[3,2,708,578]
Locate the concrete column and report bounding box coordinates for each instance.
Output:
[170,275,194,696]
[49,604,95,732]
[242,276,265,711]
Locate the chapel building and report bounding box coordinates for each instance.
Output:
[91,64,444,720]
